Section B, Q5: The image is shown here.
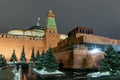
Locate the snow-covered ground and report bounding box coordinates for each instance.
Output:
[87,71,110,77]
[12,69,20,80]
[7,62,18,65]
[33,68,65,75]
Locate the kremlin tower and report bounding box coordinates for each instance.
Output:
[45,10,60,49]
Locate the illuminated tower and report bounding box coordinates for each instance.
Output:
[45,10,60,49]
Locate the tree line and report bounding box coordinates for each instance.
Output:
[9,46,58,72]
[0,55,7,68]
[1,45,120,74]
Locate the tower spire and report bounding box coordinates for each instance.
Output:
[36,17,40,26]
[45,10,60,50]
[49,9,53,14]
[46,10,57,29]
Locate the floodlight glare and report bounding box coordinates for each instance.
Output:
[89,48,101,54]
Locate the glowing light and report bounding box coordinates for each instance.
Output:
[89,48,101,54]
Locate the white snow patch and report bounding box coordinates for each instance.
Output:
[87,71,110,77]
[12,69,20,80]
[7,62,18,65]
[33,68,65,75]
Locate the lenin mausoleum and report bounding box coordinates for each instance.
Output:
[0,10,120,68]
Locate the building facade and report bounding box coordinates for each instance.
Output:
[54,26,120,68]
[0,10,64,61]
[0,10,120,69]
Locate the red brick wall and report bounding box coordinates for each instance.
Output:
[73,45,88,68]
[76,33,120,45]
[55,50,74,68]
[45,29,60,50]
[0,35,45,61]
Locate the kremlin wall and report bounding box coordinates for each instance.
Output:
[0,34,45,61]
[0,10,120,68]
[0,10,66,61]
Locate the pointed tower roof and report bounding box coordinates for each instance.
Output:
[49,9,53,14]
[46,10,57,29]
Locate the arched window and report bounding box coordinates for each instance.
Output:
[49,31,51,33]
[2,34,3,38]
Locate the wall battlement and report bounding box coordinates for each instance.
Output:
[0,33,45,61]
[0,33,44,41]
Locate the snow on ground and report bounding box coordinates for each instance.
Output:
[33,68,65,75]
[12,69,20,80]
[87,71,110,77]
[7,62,18,65]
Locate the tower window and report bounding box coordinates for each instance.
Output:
[49,31,51,33]
[2,34,3,38]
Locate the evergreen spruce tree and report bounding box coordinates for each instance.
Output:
[36,55,43,70]
[116,51,120,70]
[20,46,26,62]
[35,50,40,61]
[30,47,35,62]
[100,45,120,75]
[45,48,58,72]
[41,50,47,67]
[36,59,43,70]
[0,54,3,67]
[0,54,7,68]
[2,56,7,66]
[36,50,47,70]
[10,50,17,62]
[115,52,120,74]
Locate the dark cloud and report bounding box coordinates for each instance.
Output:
[0,0,120,39]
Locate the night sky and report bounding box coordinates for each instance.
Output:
[0,0,120,39]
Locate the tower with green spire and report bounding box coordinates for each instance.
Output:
[46,10,57,30]
[45,10,60,50]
